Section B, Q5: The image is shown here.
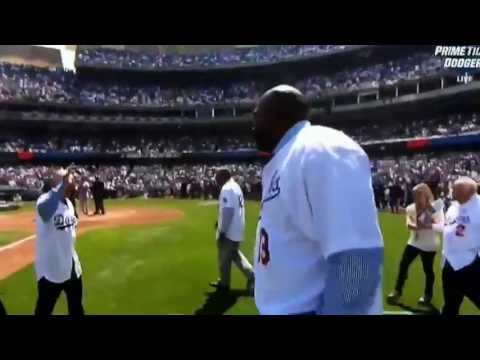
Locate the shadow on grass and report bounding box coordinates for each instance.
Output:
[0,299,6,316]
[389,301,440,315]
[194,289,252,315]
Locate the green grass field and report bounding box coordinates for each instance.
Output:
[0,231,30,246]
[0,198,479,315]
[0,202,35,246]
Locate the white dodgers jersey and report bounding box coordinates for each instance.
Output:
[35,195,82,283]
[443,195,480,270]
[254,121,384,315]
[217,178,246,242]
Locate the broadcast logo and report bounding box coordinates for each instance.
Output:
[434,46,480,85]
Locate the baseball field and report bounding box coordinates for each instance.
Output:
[0,198,479,315]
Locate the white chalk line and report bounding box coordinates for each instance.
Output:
[197,201,218,206]
[0,234,36,252]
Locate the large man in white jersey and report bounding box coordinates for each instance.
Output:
[35,167,84,316]
[209,169,254,293]
[252,85,384,315]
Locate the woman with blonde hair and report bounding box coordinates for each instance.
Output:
[387,182,445,306]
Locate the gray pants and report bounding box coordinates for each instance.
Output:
[217,238,254,287]
[80,197,88,215]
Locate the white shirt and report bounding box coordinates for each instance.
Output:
[406,200,444,252]
[442,195,480,271]
[254,121,384,315]
[35,194,82,283]
[217,178,245,242]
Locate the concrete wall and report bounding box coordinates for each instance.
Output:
[0,45,62,67]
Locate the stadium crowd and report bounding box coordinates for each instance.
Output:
[2,150,480,207]
[2,111,480,205]
[344,113,480,144]
[77,45,348,69]
[372,152,480,212]
[1,113,478,155]
[0,163,263,201]
[0,53,445,108]
[1,112,480,206]
[294,53,443,96]
[0,134,256,155]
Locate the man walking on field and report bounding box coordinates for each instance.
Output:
[210,169,254,294]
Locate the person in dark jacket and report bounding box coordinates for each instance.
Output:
[373,182,386,210]
[389,182,403,214]
[92,176,105,215]
[180,180,188,199]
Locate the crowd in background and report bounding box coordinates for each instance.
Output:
[2,116,480,206]
[294,53,443,96]
[0,163,263,201]
[2,109,479,206]
[3,151,480,207]
[77,45,348,69]
[0,53,445,108]
[343,113,480,144]
[1,113,478,155]
[0,134,256,155]
[1,45,479,218]
[0,46,474,207]
[1,110,480,206]
[371,152,480,212]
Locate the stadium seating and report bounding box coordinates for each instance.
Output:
[0,46,475,206]
[0,52,445,108]
[77,45,348,70]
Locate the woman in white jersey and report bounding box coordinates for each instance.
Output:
[387,183,444,306]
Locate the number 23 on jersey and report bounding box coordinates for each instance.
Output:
[257,227,270,266]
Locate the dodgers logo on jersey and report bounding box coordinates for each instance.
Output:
[447,218,457,226]
[53,214,77,231]
[457,215,470,224]
[262,170,280,204]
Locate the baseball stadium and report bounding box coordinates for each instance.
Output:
[1,45,480,315]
